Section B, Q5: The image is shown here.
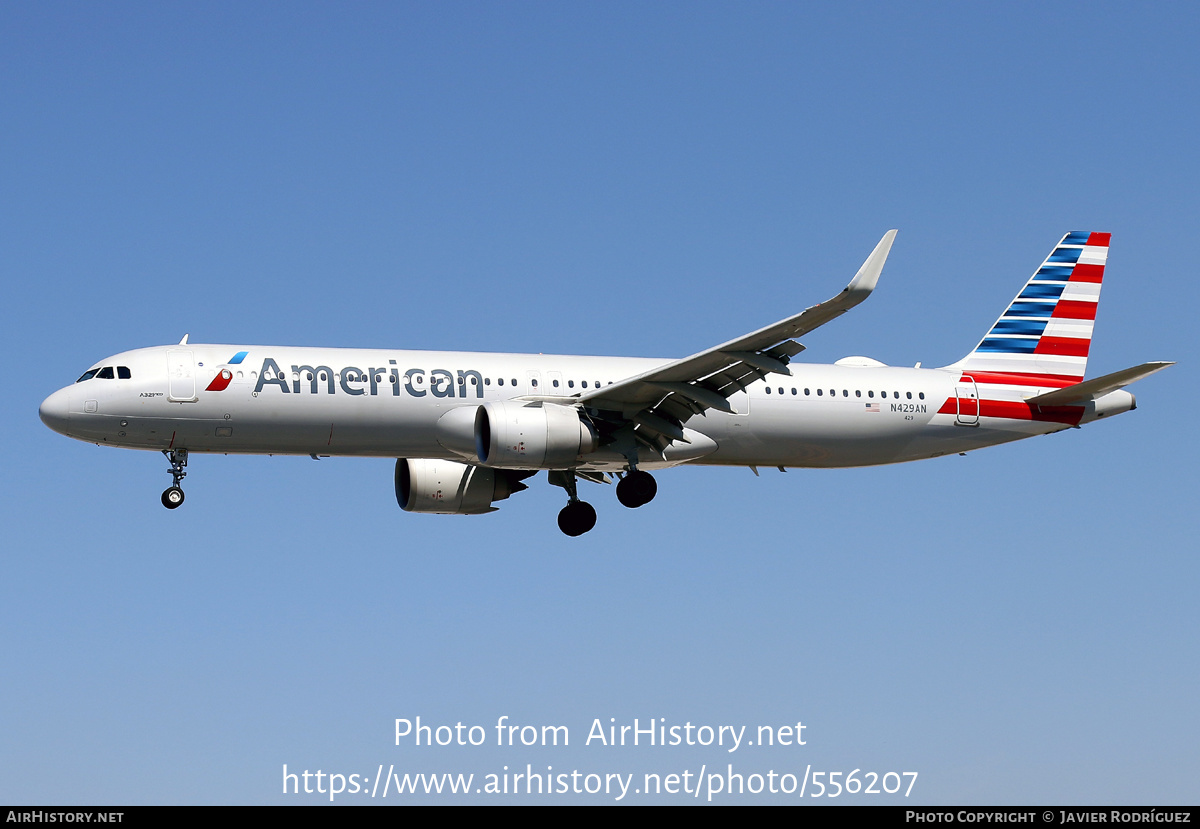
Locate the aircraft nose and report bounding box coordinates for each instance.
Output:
[39,387,71,435]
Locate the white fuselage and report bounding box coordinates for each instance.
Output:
[39,343,1094,471]
[35,231,1162,533]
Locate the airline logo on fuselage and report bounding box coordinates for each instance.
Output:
[240,357,486,399]
[205,352,250,392]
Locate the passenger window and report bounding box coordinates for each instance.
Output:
[778,387,784,394]
[804,388,810,395]
[553,380,560,387]
[97,367,115,379]
[568,380,575,388]
[791,388,797,395]
[842,390,848,397]
[817,388,823,396]
[868,391,874,398]
[765,386,772,394]
[894,391,899,399]
[856,390,862,397]
[919,392,925,400]
[498,378,504,386]
[906,391,912,399]
[531,378,538,387]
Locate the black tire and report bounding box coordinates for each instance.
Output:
[161,487,185,509]
[557,501,597,536]
[616,470,657,508]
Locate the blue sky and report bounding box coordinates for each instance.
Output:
[2,2,1196,804]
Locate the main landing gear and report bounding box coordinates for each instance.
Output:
[161,448,188,509]
[550,470,597,537]
[558,500,597,537]
[616,469,657,508]
[549,467,659,536]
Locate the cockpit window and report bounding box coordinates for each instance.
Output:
[118,366,132,379]
[75,369,100,383]
[96,367,115,379]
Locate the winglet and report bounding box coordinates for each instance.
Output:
[845,230,898,299]
[574,229,902,415]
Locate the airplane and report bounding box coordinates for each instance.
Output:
[39,231,1172,536]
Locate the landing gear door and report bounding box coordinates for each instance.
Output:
[167,350,197,402]
[955,376,979,425]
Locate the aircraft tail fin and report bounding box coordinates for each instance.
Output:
[949,232,1109,388]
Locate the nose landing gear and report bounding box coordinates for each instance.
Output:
[161,449,188,509]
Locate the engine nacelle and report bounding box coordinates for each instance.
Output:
[395,458,529,515]
[475,401,599,469]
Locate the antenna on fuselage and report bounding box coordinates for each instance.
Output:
[178,334,189,345]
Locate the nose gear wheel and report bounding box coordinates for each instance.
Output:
[161,449,189,510]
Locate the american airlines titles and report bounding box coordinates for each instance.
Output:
[252,358,485,399]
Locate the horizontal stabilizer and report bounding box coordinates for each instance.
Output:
[1027,361,1174,406]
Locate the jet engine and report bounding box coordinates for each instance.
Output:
[395,458,531,515]
[474,401,599,469]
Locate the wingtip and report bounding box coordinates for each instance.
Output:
[846,229,898,294]
[1138,360,1176,374]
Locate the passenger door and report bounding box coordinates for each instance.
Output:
[167,350,197,402]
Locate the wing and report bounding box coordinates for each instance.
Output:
[574,230,897,450]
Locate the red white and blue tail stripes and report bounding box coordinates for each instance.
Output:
[955,231,1108,389]
[937,232,1112,426]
